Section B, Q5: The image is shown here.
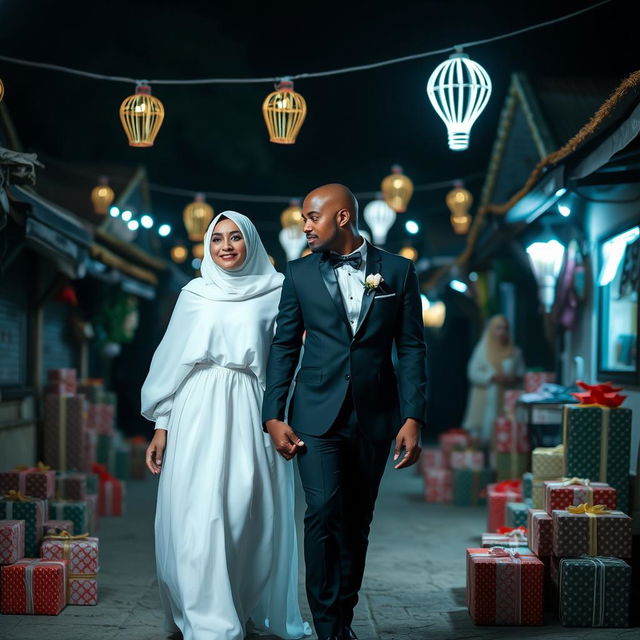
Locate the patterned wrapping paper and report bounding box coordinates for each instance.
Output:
[555,557,630,627]
[424,468,453,503]
[420,448,447,475]
[522,472,533,501]
[0,467,56,500]
[0,496,46,557]
[47,368,77,394]
[450,450,485,471]
[487,482,522,532]
[504,390,525,417]
[0,558,67,615]
[544,480,616,515]
[563,405,632,514]
[67,577,98,605]
[43,519,74,537]
[505,501,531,528]
[466,547,544,625]
[524,371,555,393]
[532,477,564,509]
[84,430,97,473]
[55,473,88,501]
[43,394,87,471]
[0,520,24,565]
[532,445,564,480]
[527,509,552,556]
[453,469,492,506]
[482,528,528,548]
[552,508,632,558]
[96,404,116,436]
[496,452,529,482]
[98,478,125,516]
[495,417,530,454]
[48,501,91,536]
[438,429,472,467]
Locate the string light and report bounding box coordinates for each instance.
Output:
[171,245,188,263]
[127,219,140,231]
[262,80,307,144]
[399,246,418,261]
[192,243,205,259]
[381,166,413,213]
[446,181,473,234]
[158,223,172,237]
[140,214,154,228]
[109,206,120,218]
[121,210,133,222]
[119,83,165,147]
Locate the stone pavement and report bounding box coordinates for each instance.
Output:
[0,461,637,639]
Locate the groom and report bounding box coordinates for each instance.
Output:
[263,183,427,640]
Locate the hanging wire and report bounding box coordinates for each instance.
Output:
[0,1,611,86]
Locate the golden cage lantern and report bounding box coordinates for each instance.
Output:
[280,198,303,229]
[192,243,205,260]
[91,176,115,215]
[446,182,473,235]
[119,84,165,148]
[262,80,307,144]
[0,77,4,103]
[171,245,188,263]
[183,193,214,242]
[381,165,414,213]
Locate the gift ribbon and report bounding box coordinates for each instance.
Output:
[547,479,594,511]
[559,557,611,627]
[3,491,32,501]
[567,504,610,556]
[43,531,92,601]
[496,526,527,539]
[20,559,67,612]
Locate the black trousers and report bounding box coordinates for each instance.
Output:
[296,391,391,638]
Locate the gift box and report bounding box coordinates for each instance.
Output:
[128,437,149,480]
[86,493,99,534]
[453,468,492,506]
[438,429,472,466]
[495,417,529,454]
[0,558,67,615]
[113,446,131,481]
[424,468,452,503]
[96,434,115,472]
[532,445,564,480]
[450,449,484,471]
[41,531,99,606]
[47,367,77,394]
[0,493,46,556]
[563,399,631,514]
[97,477,125,517]
[420,447,447,475]
[504,390,524,417]
[467,547,544,625]
[55,472,87,501]
[84,430,97,473]
[48,501,91,536]
[0,520,24,565]
[482,527,528,548]
[0,463,56,500]
[487,481,522,532]
[552,505,632,558]
[544,479,616,514]
[84,473,99,496]
[43,519,74,537]
[496,452,529,482]
[524,371,555,393]
[522,472,533,501]
[505,500,531,528]
[77,379,105,405]
[527,509,552,557]
[555,556,630,627]
[43,394,87,471]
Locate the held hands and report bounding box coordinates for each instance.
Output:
[266,419,305,461]
[393,418,422,470]
[146,429,167,475]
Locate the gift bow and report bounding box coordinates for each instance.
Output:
[488,546,521,559]
[562,477,591,487]
[34,462,51,472]
[567,503,610,515]
[494,480,521,493]
[3,490,33,502]
[43,530,89,541]
[572,380,626,407]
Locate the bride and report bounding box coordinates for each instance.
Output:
[141,211,310,640]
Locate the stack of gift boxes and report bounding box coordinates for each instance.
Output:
[467,380,634,628]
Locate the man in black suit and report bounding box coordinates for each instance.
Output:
[263,183,427,640]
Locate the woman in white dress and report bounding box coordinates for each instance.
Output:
[141,211,310,640]
[462,314,525,447]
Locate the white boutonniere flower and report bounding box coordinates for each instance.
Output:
[363,273,384,295]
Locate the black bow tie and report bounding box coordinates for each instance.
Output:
[328,251,362,270]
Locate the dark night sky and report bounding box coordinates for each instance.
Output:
[0,0,636,261]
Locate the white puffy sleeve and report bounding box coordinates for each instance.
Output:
[467,343,494,387]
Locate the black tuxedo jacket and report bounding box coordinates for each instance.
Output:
[262,241,427,440]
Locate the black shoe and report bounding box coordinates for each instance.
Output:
[343,626,358,639]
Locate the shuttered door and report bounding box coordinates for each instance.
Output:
[0,267,28,387]
[42,299,78,381]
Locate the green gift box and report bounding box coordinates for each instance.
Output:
[555,557,630,627]
[453,469,492,506]
[96,434,115,472]
[85,473,99,495]
[114,447,131,481]
[563,405,631,513]
[522,472,533,501]
[505,500,531,528]
[0,496,47,556]
[496,452,529,481]
[48,500,91,535]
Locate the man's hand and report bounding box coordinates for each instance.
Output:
[265,419,305,461]
[393,418,422,470]
[146,429,167,475]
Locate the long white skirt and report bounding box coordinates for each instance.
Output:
[155,362,310,640]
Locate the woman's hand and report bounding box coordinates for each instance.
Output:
[146,429,167,475]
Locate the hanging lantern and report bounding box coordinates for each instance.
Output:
[446,181,473,234]
[280,198,303,229]
[192,243,205,260]
[90,176,115,215]
[119,83,165,148]
[0,78,4,103]
[262,80,307,144]
[363,196,396,245]
[427,51,492,151]
[399,246,418,261]
[171,245,188,263]
[421,294,446,328]
[183,193,214,242]
[526,238,565,312]
[279,226,308,261]
[381,165,413,212]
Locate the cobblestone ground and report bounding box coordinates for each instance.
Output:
[0,460,637,639]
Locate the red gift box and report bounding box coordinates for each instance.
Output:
[424,468,452,503]
[93,465,125,516]
[1,558,67,615]
[450,449,484,471]
[438,429,472,466]
[487,481,522,533]
[47,368,77,394]
[524,371,555,393]
[467,547,544,625]
[0,520,24,565]
[420,447,447,474]
[544,478,616,515]
[43,394,87,471]
[527,509,552,557]
[0,464,56,500]
[495,417,529,454]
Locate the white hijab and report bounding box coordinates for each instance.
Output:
[141,211,284,424]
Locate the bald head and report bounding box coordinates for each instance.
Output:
[303,183,359,224]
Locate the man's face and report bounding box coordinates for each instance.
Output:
[301,193,340,252]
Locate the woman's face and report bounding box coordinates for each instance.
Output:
[492,318,510,342]
[210,218,247,271]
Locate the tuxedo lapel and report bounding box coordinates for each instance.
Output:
[318,253,352,334]
[354,242,382,335]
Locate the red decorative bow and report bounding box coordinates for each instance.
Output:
[494,480,521,493]
[496,526,527,537]
[572,381,626,407]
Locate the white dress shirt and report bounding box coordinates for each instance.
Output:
[331,239,368,335]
